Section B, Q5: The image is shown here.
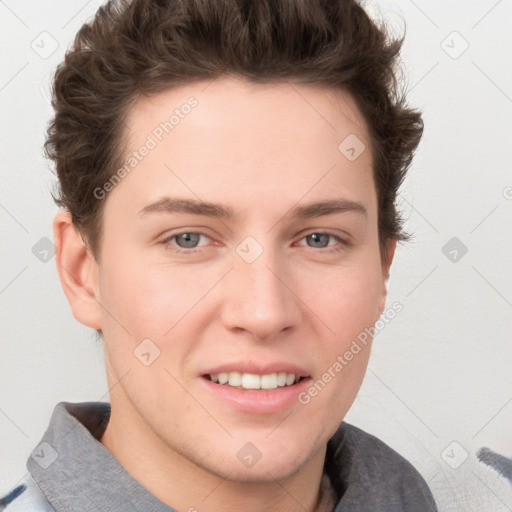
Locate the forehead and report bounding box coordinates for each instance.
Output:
[109,76,375,221]
[125,76,369,148]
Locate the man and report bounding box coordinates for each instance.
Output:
[0,0,437,510]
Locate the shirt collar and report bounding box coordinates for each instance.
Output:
[27,401,178,511]
[26,401,435,511]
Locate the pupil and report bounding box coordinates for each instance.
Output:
[177,233,199,248]
[309,233,328,248]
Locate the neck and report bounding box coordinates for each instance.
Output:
[100,395,334,512]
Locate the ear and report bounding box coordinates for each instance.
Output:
[377,238,397,317]
[53,211,102,329]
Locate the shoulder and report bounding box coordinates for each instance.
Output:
[328,423,438,511]
[0,473,55,512]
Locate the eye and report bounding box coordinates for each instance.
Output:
[305,233,332,249]
[161,231,211,251]
[298,231,349,252]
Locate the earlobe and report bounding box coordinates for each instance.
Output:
[377,238,397,317]
[53,211,102,329]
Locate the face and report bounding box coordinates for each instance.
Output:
[78,77,393,482]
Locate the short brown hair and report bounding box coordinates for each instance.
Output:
[46,0,423,258]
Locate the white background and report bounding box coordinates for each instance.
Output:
[1,1,511,510]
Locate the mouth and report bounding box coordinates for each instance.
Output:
[200,363,312,413]
[203,372,307,390]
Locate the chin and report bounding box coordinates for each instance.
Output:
[225,433,320,483]
[223,456,307,484]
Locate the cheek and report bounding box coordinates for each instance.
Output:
[97,261,204,388]
[311,263,383,341]
[300,267,380,421]
[99,258,208,337]
[318,263,382,393]
[100,273,154,335]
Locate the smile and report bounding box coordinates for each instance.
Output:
[206,372,304,390]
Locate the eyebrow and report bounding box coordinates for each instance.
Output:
[292,198,367,219]
[138,197,235,219]
[137,197,367,220]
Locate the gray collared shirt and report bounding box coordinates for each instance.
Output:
[1,401,437,511]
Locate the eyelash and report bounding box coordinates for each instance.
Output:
[160,230,350,254]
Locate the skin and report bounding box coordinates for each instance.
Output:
[54,76,395,512]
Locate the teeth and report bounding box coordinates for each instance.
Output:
[277,372,287,387]
[228,372,242,387]
[208,372,300,390]
[261,373,277,389]
[242,373,261,389]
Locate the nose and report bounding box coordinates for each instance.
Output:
[220,241,302,341]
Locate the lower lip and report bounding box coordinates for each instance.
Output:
[200,376,312,414]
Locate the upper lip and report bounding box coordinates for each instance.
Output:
[201,362,310,378]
